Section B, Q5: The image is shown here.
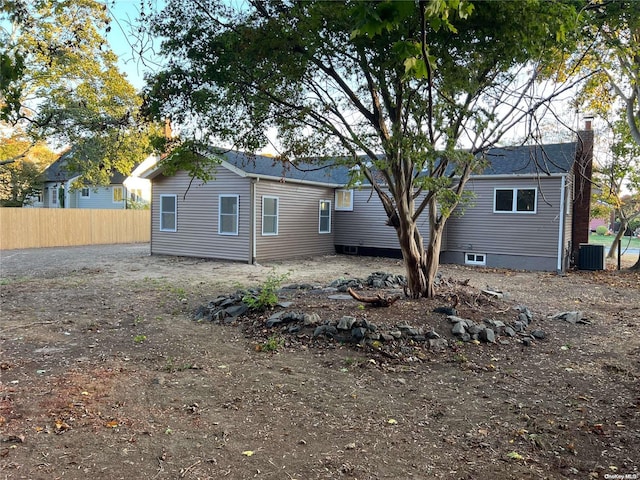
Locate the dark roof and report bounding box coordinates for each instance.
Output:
[43,152,128,184]
[154,141,578,186]
[481,142,577,175]
[219,150,350,185]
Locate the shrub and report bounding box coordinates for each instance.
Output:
[242,269,290,311]
[595,225,608,236]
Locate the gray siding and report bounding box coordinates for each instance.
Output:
[443,176,566,270]
[255,181,336,261]
[151,169,251,261]
[334,187,431,250]
[73,186,125,209]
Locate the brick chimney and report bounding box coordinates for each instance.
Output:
[571,119,595,265]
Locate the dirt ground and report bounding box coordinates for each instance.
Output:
[1,244,639,480]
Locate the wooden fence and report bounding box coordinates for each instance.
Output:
[0,208,150,250]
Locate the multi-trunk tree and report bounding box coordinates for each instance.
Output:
[144,0,584,297]
[0,0,152,185]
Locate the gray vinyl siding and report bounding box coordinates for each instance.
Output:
[334,187,431,250]
[255,181,335,261]
[151,169,251,261]
[443,176,565,270]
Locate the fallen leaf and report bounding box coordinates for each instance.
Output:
[507,451,524,461]
[242,450,254,457]
[387,419,398,425]
[105,420,119,428]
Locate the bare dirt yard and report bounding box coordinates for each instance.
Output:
[1,244,639,480]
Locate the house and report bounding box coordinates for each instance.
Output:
[37,152,153,209]
[143,128,593,272]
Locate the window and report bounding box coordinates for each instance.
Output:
[113,186,124,202]
[262,196,278,235]
[335,189,353,211]
[129,189,142,201]
[51,187,58,205]
[319,200,331,234]
[219,195,239,235]
[81,188,90,198]
[160,194,177,232]
[494,188,536,213]
[465,253,486,266]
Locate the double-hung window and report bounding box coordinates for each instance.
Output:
[81,188,90,198]
[494,188,537,213]
[113,186,124,203]
[262,196,279,235]
[319,200,331,234]
[219,195,239,235]
[160,194,177,232]
[335,189,353,211]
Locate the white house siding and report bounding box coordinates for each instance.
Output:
[151,169,251,261]
[442,176,565,271]
[254,180,336,261]
[334,187,431,254]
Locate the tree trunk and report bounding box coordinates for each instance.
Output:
[630,252,640,271]
[607,217,628,259]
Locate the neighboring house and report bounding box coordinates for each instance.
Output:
[39,153,153,209]
[142,128,593,272]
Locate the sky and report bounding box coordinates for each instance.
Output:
[104,1,163,92]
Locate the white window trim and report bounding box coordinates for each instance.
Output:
[218,194,239,236]
[319,200,332,234]
[160,194,177,232]
[335,189,354,211]
[262,196,279,236]
[493,187,537,214]
[465,253,486,266]
[51,187,58,205]
[112,186,124,203]
[81,188,90,198]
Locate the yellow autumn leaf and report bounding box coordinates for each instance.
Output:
[507,451,524,461]
[242,450,254,457]
[387,419,398,425]
[105,420,119,428]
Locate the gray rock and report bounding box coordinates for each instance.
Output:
[225,304,249,318]
[351,327,367,342]
[313,325,327,338]
[448,315,469,325]
[517,312,530,325]
[503,326,516,337]
[389,330,402,339]
[277,301,294,308]
[480,328,496,343]
[328,294,354,301]
[512,321,526,332]
[460,332,472,342]
[468,324,484,335]
[367,332,381,341]
[426,330,440,339]
[481,289,504,299]
[516,306,533,323]
[428,338,448,351]
[303,313,321,326]
[381,333,395,342]
[362,319,377,331]
[522,337,532,347]
[531,330,545,339]
[551,311,582,324]
[288,324,302,333]
[337,316,357,330]
[433,306,457,316]
[451,322,467,336]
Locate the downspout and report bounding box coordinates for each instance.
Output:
[557,174,566,272]
[250,178,257,264]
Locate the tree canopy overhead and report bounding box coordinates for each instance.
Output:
[0,0,152,184]
[144,0,586,297]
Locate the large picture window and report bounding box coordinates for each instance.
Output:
[262,196,278,235]
[494,188,537,213]
[335,189,353,211]
[219,195,239,235]
[319,200,331,234]
[160,194,177,232]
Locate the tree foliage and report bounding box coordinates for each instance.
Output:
[144,0,585,297]
[0,131,56,206]
[0,0,153,183]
